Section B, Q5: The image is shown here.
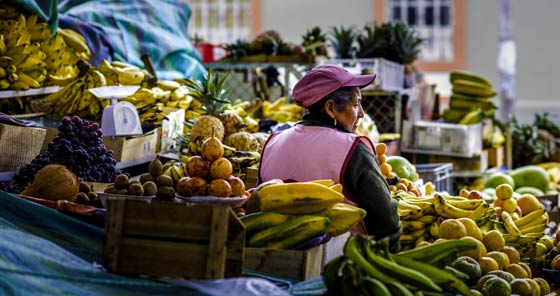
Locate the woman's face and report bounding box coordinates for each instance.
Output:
[333,88,364,133]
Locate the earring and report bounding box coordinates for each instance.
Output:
[334,118,337,126]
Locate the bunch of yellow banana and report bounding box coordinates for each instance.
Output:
[109,61,151,86]
[537,162,560,190]
[396,191,495,248]
[241,179,365,249]
[0,14,49,90]
[394,191,437,247]
[442,70,497,125]
[229,99,262,133]
[261,96,302,123]
[42,63,118,119]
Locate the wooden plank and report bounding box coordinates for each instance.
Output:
[205,206,228,278]
[225,208,245,277]
[104,199,126,272]
[120,201,212,241]
[103,200,245,279]
[244,245,324,281]
[116,237,209,278]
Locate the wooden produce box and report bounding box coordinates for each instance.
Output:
[244,244,324,281]
[487,146,504,169]
[103,128,160,163]
[104,199,245,279]
[0,123,46,172]
[244,167,258,190]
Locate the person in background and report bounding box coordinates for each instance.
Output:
[258,64,401,252]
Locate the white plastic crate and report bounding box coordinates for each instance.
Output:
[400,120,483,158]
[318,58,405,91]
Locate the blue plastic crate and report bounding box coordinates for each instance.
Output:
[415,163,453,193]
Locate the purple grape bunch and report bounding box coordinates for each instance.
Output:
[14,115,122,186]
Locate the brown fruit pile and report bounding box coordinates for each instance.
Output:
[177,135,247,198]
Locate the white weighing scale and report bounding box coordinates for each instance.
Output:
[89,85,142,137]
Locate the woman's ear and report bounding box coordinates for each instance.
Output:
[324,100,335,118]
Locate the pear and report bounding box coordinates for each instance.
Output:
[202,136,224,162]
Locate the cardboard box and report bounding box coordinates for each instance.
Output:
[103,128,160,163]
[244,244,324,281]
[0,123,46,172]
[104,199,245,279]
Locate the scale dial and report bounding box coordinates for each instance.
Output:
[114,104,142,134]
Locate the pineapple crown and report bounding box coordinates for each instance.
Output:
[183,69,231,116]
[329,25,358,59]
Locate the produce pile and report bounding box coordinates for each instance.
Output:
[240,179,365,250]
[324,235,551,296]
[13,115,121,190]
[442,71,497,125]
[0,5,90,91]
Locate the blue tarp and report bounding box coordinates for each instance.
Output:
[0,191,297,295]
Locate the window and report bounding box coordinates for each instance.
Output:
[376,0,465,71]
[186,0,260,44]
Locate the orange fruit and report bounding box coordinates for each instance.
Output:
[486,251,510,270]
[479,256,499,275]
[439,219,468,239]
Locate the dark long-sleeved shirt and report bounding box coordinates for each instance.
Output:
[298,113,402,252]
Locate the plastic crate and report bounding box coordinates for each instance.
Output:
[415,163,453,193]
[319,58,405,91]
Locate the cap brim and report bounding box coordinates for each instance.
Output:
[344,74,376,88]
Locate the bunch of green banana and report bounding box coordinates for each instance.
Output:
[442,70,497,125]
[42,62,118,119]
[161,160,187,186]
[323,235,476,295]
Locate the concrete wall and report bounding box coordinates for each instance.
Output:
[261,0,374,44]
[261,0,560,123]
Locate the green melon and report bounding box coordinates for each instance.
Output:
[386,156,417,181]
[484,172,515,189]
[514,186,545,197]
[509,165,550,192]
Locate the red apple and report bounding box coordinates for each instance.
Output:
[467,190,483,200]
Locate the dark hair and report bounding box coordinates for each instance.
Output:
[307,86,357,114]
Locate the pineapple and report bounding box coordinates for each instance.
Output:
[221,110,246,135]
[183,69,230,144]
[224,132,260,152]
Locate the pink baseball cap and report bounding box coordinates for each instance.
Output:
[291,64,376,108]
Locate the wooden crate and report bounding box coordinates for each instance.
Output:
[0,123,46,172]
[244,244,324,281]
[244,167,258,190]
[104,199,245,279]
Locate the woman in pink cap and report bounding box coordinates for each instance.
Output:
[258,64,401,252]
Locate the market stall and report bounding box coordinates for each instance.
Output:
[2,0,560,295]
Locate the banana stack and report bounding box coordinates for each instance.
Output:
[161,159,188,186]
[0,7,91,90]
[395,191,495,250]
[261,96,303,123]
[538,162,560,191]
[42,61,119,119]
[241,179,366,250]
[324,235,476,295]
[0,14,49,90]
[442,70,497,125]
